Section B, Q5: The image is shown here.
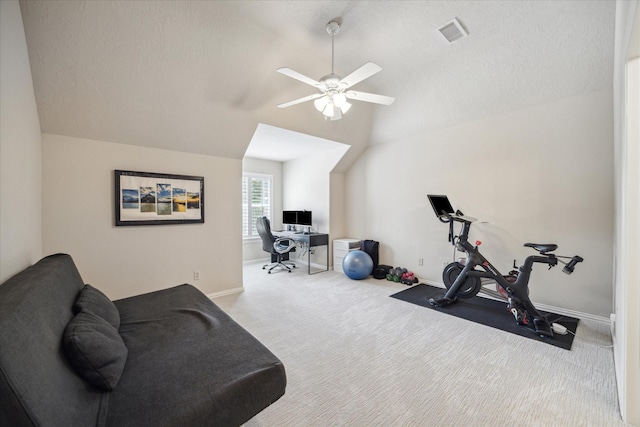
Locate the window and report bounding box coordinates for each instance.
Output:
[242,173,272,238]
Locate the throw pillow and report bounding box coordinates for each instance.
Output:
[74,284,120,329]
[63,311,128,391]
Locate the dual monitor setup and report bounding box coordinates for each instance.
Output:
[282,210,312,234]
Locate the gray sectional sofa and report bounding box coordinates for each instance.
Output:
[0,253,286,426]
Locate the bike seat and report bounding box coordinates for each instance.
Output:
[524,243,558,253]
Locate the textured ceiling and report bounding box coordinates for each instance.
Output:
[19,1,615,168]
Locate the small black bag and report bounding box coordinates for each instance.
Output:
[361,239,379,268]
[373,264,392,280]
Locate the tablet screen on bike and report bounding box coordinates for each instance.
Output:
[427,194,454,217]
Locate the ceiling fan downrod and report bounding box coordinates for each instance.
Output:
[326,21,340,75]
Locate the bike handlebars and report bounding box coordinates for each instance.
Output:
[440,211,584,274]
[562,256,584,274]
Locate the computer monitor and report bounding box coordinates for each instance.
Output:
[282,210,313,229]
[297,210,312,226]
[283,210,298,225]
[427,194,454,217]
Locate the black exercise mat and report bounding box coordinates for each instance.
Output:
[390,284,578,350]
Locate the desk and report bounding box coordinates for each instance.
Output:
[273,231,329,275]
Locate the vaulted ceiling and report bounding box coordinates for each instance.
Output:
[19,1,615,171]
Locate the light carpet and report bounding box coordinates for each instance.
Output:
[213,261,626,427]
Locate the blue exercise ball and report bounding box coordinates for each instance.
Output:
[342,250,374,280]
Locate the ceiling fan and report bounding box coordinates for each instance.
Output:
[276,21,395,121]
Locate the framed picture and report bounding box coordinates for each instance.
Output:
[115,170,204,226]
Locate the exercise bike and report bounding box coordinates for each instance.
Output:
[426,195,583,338]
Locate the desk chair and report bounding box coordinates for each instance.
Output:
[256,216,297,273]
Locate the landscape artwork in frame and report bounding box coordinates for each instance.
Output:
[115,170,204,226]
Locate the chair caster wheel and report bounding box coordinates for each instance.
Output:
[288,270,291,273]
[268,271,271,274]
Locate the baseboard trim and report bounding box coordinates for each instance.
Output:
[207,287,244,300]
[533,303,610,324]
[421,279,610,325]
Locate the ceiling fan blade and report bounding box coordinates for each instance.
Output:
[339,62,382,89]
[277,93,325,109]
[345,90,395,105]
[277,68,321,88]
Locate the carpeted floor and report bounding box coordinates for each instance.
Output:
[213,261,625,427]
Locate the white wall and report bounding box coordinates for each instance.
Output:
[283,146,350,268]
[329,172,347,243]
[242,157,283,262]
[346,89,614,318]
[0,0,42,283]
[618,54,640,427]
[42,134,243,300]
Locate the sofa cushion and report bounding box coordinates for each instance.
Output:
[107,284,286,426]
[0,254,103,427]
[63,310,128,391]
[74,284,120,329]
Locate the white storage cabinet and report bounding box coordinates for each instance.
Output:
[333,239,361,273]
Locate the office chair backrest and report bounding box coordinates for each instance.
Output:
[256,216,275,254]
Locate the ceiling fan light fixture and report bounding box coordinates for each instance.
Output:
[332,93,351,116]
[323,102,336,118]
[333,93,347,107]
[339,102,352,114]
[314,96,330,112]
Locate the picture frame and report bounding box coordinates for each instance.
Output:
[115,170,204,226]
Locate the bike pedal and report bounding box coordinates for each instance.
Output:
[533,317,553,337]
[428,297,456,307]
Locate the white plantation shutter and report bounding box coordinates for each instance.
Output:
[242,173,272,238]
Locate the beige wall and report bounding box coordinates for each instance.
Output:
[0,0,42,283]
[42,134,243,300]
[346,89,614,319]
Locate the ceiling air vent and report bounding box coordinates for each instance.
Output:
[438,18,468,44]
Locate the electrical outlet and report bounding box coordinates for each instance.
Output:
[418,258,424,266]
[193,271,200,281]
[443,261,449,267]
